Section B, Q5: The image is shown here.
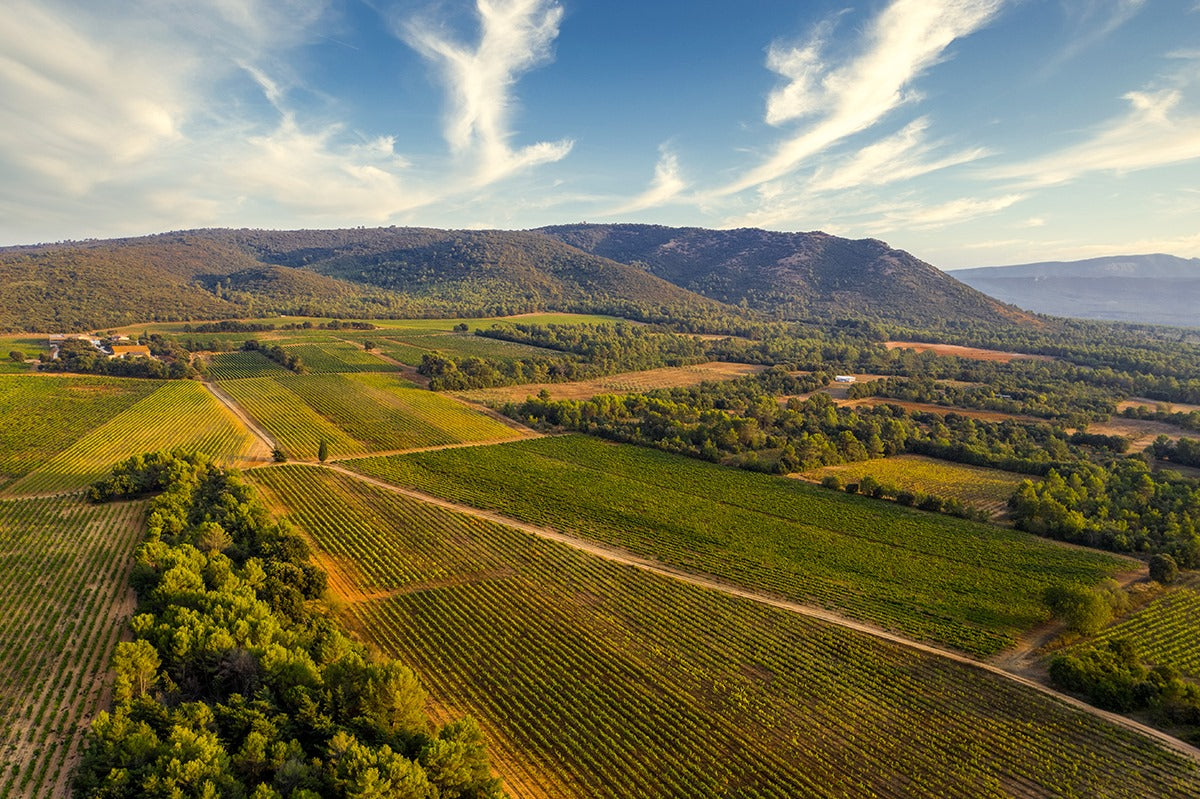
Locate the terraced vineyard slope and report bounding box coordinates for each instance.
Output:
[1,381,264,497]
[249,465,1200,799]
[347,436,1129,656]
[0,495,144,798]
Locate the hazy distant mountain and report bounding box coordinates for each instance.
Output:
[539,223,1034,327]
[951,254,1200,327]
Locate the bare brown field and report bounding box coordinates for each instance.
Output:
[1086,417,1188,449]
[886,341,1054,363]
[456,361,765,403]
[1118,398,1200,414]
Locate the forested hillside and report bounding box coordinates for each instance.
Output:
[539,223,1036,327]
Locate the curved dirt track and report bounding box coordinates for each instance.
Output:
[323,462,1200,765]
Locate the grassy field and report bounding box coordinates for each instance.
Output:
[373,331,571,367]
[458,361,765,403]
[248,464,1200,799]
[218,372,524,460]
[0,495,145,798]
[885,341,1054,363]
[1,380,265,496]
[345,436,1130,656]
[1083,584,1200,679]
[801,454,1030,516]
[0,375,162,485]
[279,339,402,373]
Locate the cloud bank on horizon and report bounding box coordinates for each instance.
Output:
[1,0,1198,267]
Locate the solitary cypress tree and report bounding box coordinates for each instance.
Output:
[318,439,329,463]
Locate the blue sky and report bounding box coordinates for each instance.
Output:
[2,0,1198,268]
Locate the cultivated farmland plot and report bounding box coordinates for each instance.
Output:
[279,340,401,373]
[203,350,291,381]
[0,375,161,486]
[801,454,1030,516]
[0,495,144,799]
[218,372,523,460]
[348,435,1130,656]
[2,381,264,497]
[1083,586,1200,679]
[249,465,1200,799]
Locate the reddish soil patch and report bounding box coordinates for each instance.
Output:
[1117,398,1200,415]
[886,341,1054,363]
[1085,417,1187,449]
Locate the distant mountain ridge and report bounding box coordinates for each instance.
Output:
[538,224,1034,327]
[951,254,1200,327]
[2,224,1034,331]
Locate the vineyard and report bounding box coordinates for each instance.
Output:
[248,464,1200,799]
[1083,585,1200,678]
[0,494,144,799]
[347,436,1129,656]
[801,454,1030,516]
[218,372,523,460]
[0,375,161,485]
[203,350,291,381]
[458,361,766,403]
[1,381,264,497]
[279,339,401,373]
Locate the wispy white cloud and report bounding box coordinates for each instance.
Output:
[717,0,1003,196]
[1044,0,1147,71]
[601,145,688,217]
[865,193,1026,231]
[806,117,990,193]
[403,0,573,185]
[986,81,1200,187]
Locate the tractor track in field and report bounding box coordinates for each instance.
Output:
[316,461,1200,766]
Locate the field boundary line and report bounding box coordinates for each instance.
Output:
[320,462,1200,766]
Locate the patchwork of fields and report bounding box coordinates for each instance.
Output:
[801,454,1030,516]
[346,435,1130,656]
[1,380,265,497]
[0,495,144,798]
[219,372,525,460]
[249,465,1200,799]
[457,361,765,403]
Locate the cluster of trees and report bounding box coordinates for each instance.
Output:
[183,321,277,334]
[1008,461,1200,565]
[243,340,306,374]
[1149,435,1200,469]
[846,375,1114,426]
[1049,638,1200,725]
[1123,404,1200,433]
[77,452,503,799]
[418,322,712,390]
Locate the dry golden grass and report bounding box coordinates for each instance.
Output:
[456,362,765,403]
[886,341,1054,363]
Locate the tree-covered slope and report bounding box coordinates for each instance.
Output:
[539,223,1036,327]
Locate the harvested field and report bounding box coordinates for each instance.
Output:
[1085,417,1188,449]
[886,341,1054,363]
[456,361,765,403]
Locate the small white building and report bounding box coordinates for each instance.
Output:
[834,375,857,383]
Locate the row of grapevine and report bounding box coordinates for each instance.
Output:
[1085,586,1200,678]
[249,465,1200,799]
[0,495,145,799]
[219,372,521,460]
[2,381,264,497]
[0,375,161,481]
[346,435,1129,656]
[279,340,401,373]
[203,351,291,381]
